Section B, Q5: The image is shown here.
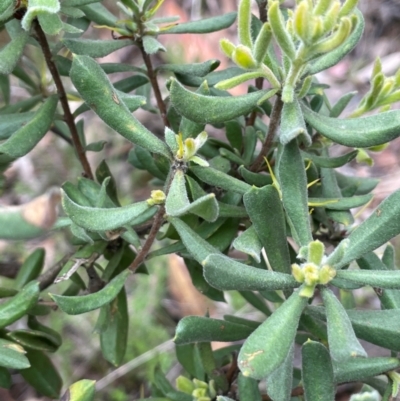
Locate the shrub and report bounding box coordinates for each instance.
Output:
[1,0,400,400]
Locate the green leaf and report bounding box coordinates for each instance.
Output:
[22,0,61,31]
[0,0,14,22]
[268,1,295,60]
[49,269,130,315]
[100,288,128,366]
[0,339,30,369]
[80,3,117,26]
[190,165,251,194]
[63,38,133,58]
[15,248,45,289]
[239,166,272,187]
[0,96,58,161]
[27,316,62,347]
[357,252,400,309]
[60,379,96,401]
[20,349,62,398]
[276,141,313,247]
[302,150,358,168]
[238,372,262,401]
[279,97,311,146]
[166,173,219,221]
[321,287,367,362]
[308,10,365,75]
[336,171,379,196]
[185,258,225,303]
[161,12,237,34]
[233,226,262,263]
[61,188,155,231]
[174,316,254,344]
[302,341,335,401]
[334,357,400,384]
[266,344,294,401]
[6,329,60,353]
[38,12,63,35]
[169,78,270,124]
[157,60,220,77]
[0,281,39,329]
[142,35,166,54]
[238,290,308,379]
[0,367,11,389]
[334,189,400,269]
[168,217,222,263]
[244,185,291,274]
[329,91,357,117]
[0,31,29,74]
[69,55,170,157]
[302,103,400,148]
[335,269,400,290]
[203,254,298,291]
[308,194,373,210]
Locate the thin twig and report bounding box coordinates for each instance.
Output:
[33,20,94,179]
[138,40,170,128]
[249,95,283,172]
[95,339,174,391]
[37,253,72,291]
[128,205,165,272]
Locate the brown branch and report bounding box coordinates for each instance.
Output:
[128,205,165,272]
[33,20,94,179]
[138,41,170,129]
[249,95,283,172]
[37,253,72,291]
[128,169,175,272]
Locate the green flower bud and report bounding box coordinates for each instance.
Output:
[318,265,336,285]
[176,376,195,394]
[147,190,166,205]
[292,263,305,283]
[233,45,258,69]
[220,38,236,59]
[307,240,325,265]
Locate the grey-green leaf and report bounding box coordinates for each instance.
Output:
[0,95,58,161]
[63,39,133,57]
[302,341,335,401]
[49,269,130,315]
[0,31,29,74]
[191,165,251,194]
[244,185,291,274]
[61,188,155,231]
[302,103,400,148]
[161,12,237,34]
[276,141,312,247]
[100,288,128,366]
[69,55,170,157]
[203,254,298,291]
[279,97,311,146]
[0,339,30,369]
[174,316,254,345]
[321,287,367,362]
[169,78,270,124]
[233,226,262,263]
[238,290,308,380]
[334,189,400,269]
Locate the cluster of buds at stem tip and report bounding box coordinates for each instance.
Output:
[176,376,216,401]
[292,239,336,298]
[165,128,209,167]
